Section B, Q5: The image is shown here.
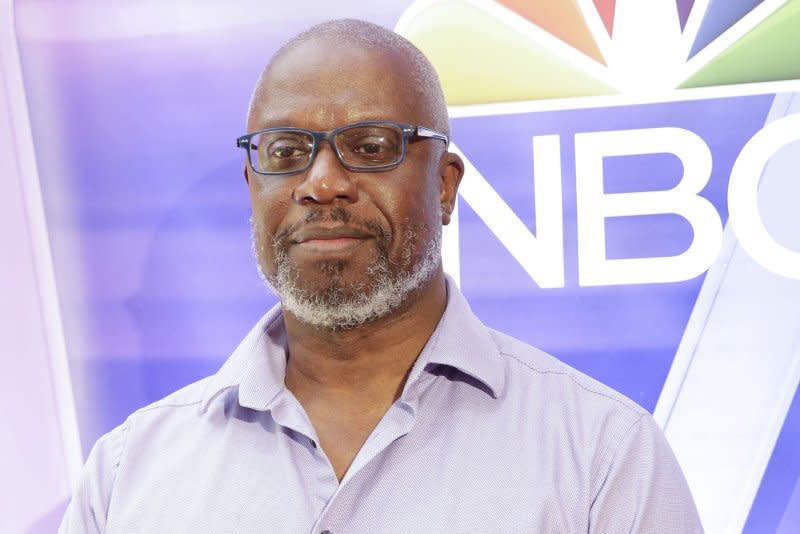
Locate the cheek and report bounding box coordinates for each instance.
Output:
[248,179,292,260]
[249,176,292,224]
[378,169,442,253]
[399,165,442,228]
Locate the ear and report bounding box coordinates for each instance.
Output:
[438,151,464,225]
[243,164,251,186]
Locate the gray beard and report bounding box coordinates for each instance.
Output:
[251,212,441,331]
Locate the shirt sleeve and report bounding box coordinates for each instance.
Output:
[58,424,125,534]
[589,413,705,533]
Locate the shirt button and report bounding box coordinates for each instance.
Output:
[320,530,331,534]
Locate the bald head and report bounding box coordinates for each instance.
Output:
[247,19,450,137]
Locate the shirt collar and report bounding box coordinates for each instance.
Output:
[199,305,288,413]
[199,275,505,413]
[410,275,504,398]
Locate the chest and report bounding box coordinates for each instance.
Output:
[105,399,595,534]
[307,402,390,481]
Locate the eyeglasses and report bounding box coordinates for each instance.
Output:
[236,120,449,176]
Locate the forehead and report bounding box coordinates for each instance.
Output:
[249,40,426,131]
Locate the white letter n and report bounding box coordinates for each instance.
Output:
[452,136,565,289]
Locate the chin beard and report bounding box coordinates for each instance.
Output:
[251,212,441,331]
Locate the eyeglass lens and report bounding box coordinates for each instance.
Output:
[251,124,404,173]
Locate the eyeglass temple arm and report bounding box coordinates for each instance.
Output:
[415,126,449,146]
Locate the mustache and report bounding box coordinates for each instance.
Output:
[271,206,391,250]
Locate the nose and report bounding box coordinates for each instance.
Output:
[292,143,358,205]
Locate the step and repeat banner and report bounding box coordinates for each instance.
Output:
[10,0,800,532]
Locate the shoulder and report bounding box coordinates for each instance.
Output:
[489,327,646,417]
[120,376,220,438]
[483,328,704,528]
[124,376,213,423]
[133,376,212,414]
[93,376,219,466]
[59,376,221,532]
[484,327,652,466]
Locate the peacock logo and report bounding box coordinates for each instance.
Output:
[395,0,800,103]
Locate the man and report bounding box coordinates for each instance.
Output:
[60,19,704,533]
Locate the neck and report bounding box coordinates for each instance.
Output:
[282,270,448,403]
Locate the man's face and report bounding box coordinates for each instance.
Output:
[246,40,459,329]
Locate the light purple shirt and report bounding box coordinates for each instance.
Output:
[60,278,703,533]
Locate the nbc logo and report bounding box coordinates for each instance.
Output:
[395,1,800,533]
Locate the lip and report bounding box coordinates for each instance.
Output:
[289,225,374,255]
[291,225,373,243]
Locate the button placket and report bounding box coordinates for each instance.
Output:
[311,372,434,533]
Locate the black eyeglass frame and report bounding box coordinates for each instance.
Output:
[236,120,449,176]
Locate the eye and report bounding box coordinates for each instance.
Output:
[348,134,398,162]
[271,145,306,158]
[266,137,311,159]
[334,124,403,167]
[354,138,389,155]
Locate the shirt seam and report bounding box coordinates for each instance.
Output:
[588,413,647,510]
[105,398,205,527]
[500,351,642,413]
[136,399,204,414]
[502,349,648,524]
[105,419,129,526]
